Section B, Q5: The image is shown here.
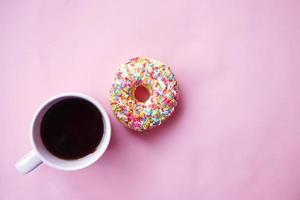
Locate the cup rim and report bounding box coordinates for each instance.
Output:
[30,92,111,171]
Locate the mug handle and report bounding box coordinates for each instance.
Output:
[15,150,42,174]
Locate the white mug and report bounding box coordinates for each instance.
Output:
[15,93,111,174]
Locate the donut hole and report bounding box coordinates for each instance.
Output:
[134,85,150,102]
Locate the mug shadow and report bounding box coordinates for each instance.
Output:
[91,96,122,159]
[99,113,121,155]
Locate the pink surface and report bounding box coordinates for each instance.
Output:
[1,0,300,199]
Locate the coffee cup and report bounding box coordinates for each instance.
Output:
[15,93,111,174]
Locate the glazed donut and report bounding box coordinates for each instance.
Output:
[110,57,179,132]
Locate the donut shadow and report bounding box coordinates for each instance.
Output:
[127,88,185,142]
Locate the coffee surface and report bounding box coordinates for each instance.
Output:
[41,98,103,160]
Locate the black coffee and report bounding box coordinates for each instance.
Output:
[41,98,103,160]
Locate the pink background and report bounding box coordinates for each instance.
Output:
[1,0,300,199]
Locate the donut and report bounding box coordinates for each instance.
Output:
[110,57,179,132]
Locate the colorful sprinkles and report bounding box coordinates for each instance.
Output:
[110,57,179,132]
